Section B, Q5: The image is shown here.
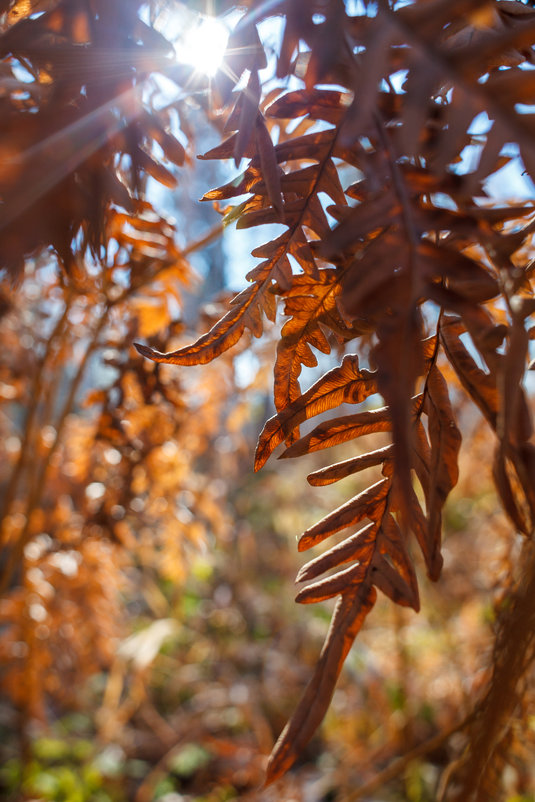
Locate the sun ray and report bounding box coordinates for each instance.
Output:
[176,14,229,77]
[0,4,253,240]
[2,84,146,232]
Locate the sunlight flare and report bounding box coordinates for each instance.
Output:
[177,15,229,77]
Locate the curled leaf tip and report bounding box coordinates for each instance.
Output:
[134,342,160,360]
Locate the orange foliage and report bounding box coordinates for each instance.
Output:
[1,1,535,800]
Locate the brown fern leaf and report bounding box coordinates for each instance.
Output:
[265,90,354,411]
[0,1,190,278]
[297,478,390,552]
[266,438,423,781]
[265,587,377,786]
[440,313,520,539]
[281,406,393,458]
[423,363,462,579]
[376,512,420,609]
[128,0,535,788]
[139,91,349,369]
[295,509,418,611]
[255,354,377,470]
[135,280,267,365]
[214,16,266,106]
[370,1,535,190]
[257,320,465,770]
[295,521,378,583]
[441,314,535,532]
[493,447,530,535]
[266,87,348,127]
[274,270,342,413]
[307,445,394,486]
[440,315,499,428]
[294,510,419,611]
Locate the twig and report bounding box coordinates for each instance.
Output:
[340,713,473,802]
[134,725,204,802]
[181,221,224,259]
[0,305,110,594]
[110,221,225,307]
[0,291,72,531]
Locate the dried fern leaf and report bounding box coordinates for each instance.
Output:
[378,513,420,610]
[281,406,392,459]
[296,522,377,583]
[493,446,530,535]
[135,282,265,365]
[298,478,389,551]
[307,445,394,486]
[440,315,499,426]
[296,560,369,604]
[255,355,377,470]
[424,364,462,579]
[265,587,377,786]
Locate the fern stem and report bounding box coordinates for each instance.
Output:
[443,538,535,801]
[341,712,473,801]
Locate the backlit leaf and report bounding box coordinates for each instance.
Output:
[265,588,377,785]
[255,355,377,470]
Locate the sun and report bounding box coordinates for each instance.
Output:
[177,15,229,77]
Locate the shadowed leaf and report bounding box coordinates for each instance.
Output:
[265,588,377,786]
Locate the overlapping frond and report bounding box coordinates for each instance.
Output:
[261,343,463,780]
[0,0,187,277]
[131,0,535,785]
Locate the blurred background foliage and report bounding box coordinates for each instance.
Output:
[0,0,534,800]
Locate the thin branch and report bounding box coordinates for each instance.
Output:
[0,290,73,530]
[111,221,225,308]
[341,712,474,802]
[134,724,205,802]
[0,304,110,594]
